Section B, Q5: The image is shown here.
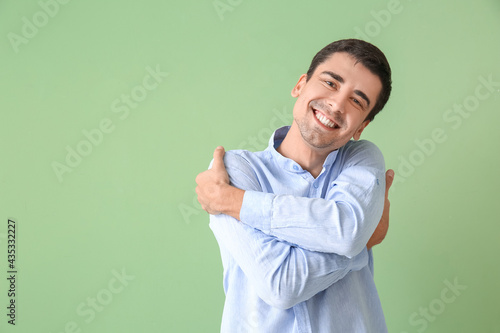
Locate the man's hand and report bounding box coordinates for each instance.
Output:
[195,146,244,219]
[367,169,395,250]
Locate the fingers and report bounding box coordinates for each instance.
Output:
[385,169,395,196]
[211,146,226,170]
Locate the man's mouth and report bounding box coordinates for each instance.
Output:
[313,109,340,129]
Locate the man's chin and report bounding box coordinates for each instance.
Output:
[304,137,342,151]
[309,134,354,151]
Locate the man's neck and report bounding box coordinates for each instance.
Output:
[276,124,331,178]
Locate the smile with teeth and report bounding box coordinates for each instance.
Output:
[314,110,338,129]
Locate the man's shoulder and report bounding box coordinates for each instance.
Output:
[338,140,384,168]
[223,149,269,172]
[341,139,382,154]
[222,149,270,191]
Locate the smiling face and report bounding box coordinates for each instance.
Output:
[291,51,383,152]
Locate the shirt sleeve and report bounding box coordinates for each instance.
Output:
[209,151,369,310]
[239,141,386,257]
[210,213,369,310]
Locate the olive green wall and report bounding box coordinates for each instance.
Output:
[1,0,499,332]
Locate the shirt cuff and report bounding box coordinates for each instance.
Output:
[240,190,274,234]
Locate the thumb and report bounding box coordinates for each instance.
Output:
[212,146,226,170]
[385,169,395,195]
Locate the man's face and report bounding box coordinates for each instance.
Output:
[291,52,383,152]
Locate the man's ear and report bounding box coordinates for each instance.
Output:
[291,74,308,98]
[353,120,370,140]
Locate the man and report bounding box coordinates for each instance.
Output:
[196,39,394,332]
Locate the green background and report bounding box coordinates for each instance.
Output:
[1,0,499,332]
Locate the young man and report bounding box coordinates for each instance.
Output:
[196,39,394,332]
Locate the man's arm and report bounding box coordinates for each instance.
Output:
[367,168,393,249]
[210,213,369,310]
[196,145,394,257]
[201,148,370,309]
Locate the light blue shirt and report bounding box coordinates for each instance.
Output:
[209,126,388,332]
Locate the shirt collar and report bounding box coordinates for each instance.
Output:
[266,126,340,173]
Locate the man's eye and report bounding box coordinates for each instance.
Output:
[352,98,365,108]
[326,81,335,87]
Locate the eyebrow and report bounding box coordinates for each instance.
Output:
[320,71,371,108]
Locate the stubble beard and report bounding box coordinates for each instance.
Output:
[295,116,342,150]
[295,103,348,150]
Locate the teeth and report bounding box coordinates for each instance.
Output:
[315,112,335,128]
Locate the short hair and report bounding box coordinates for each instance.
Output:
[306,39,392,121]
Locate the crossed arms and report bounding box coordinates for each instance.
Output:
[197,146,394,253]
[196,145,394,308]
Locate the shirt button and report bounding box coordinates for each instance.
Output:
[293,165,299,170]
[313,183,319,188]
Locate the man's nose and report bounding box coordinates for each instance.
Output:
[326,92,348,113]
